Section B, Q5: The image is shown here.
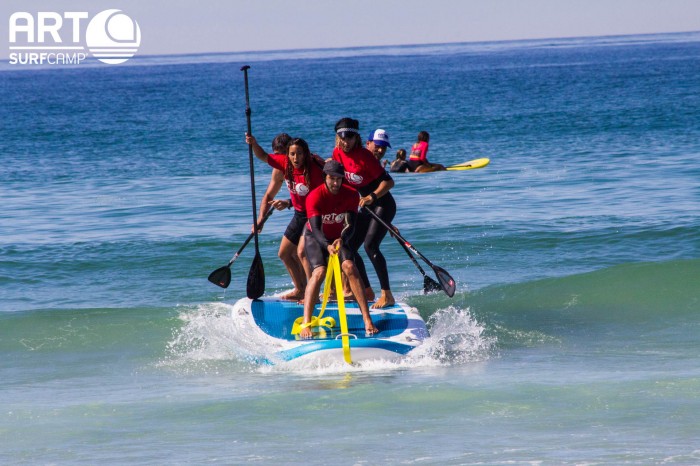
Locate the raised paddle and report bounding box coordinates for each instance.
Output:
[208,208,274,289]
[362,206,456,297]
[241,65,265,299]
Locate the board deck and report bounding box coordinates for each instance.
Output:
[232,297,430,363]
[250,298,426,341]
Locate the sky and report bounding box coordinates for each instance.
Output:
[3,0,700,59]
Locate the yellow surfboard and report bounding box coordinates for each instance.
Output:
[445,158,490,171]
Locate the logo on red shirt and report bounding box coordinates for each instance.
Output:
[345,172,363,184]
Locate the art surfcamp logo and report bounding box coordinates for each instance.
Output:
[8,9,141,65]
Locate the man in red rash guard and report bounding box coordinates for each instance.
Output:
[299,160,378,339]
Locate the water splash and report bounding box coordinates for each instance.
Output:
[410,306,496,365]
[164,302,495,374]
[161,302,267,373]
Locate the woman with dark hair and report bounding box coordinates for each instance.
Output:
[332,117,397,309]
[408,131,446,172]
[246,134,325,300]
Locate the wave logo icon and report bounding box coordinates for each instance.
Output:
[86,9,141,64]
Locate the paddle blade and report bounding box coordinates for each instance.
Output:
[246,253,265,299]
[433,265,456,297]
[208,266,232,289]
[423,275,443,294]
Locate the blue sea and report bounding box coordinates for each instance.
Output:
[2,32,700,464]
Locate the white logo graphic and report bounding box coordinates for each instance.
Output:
[295,184,309,196]
[345,172,363,184]
[322,213,346,224]
[286,181,310,196]
[8,9,141,66]
[86,10,140,64]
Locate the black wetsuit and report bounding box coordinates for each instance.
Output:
[350,173,396,291]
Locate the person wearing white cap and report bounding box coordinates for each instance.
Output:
[366,129,391,167]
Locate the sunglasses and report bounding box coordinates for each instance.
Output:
[338,132,357,140]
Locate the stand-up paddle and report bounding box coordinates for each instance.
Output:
[241,65,265,299]
[362,206,456,297]
[208,208,274,289]
[395,238,442,294]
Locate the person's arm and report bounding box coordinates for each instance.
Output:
[339,211,356,245]
[309,216,329,251]
[245,134,269,163]
[253,169,284,231]
[329,212,356,254]
[359,173,394,207]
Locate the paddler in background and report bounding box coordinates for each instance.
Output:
[299,160,378,339]
[408,130,446,172]
[366,128,391,169]
[332,117,397,309]
[389,148,410,173]
[246,134,325,301]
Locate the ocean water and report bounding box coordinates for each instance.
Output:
[2,32,700,464]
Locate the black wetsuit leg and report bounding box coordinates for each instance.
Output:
[349,215,372,288]
[362,193,397,291]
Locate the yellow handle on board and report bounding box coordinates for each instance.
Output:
[291,315,336,337]
[290,253,352,364]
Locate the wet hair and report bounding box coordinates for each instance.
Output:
[395,149,407,160]
[286,138,313,187]
[417,131,430,143]
[272,133,292,154]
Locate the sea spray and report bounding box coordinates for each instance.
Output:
[163,302,271,372]
[165,302,494,373]
[409,306,496,365]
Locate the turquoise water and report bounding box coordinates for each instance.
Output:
[2,32,700,464]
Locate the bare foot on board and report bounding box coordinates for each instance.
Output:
[281,289,304,301]
[364,320,379,336]
[371,290,395,309]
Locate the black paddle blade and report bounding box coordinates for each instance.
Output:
[433,265,456,297]
[246,253,265,299]
[208,266,232,289]
[423,275,443,294]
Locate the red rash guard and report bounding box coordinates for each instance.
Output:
[267,153,324,212]
[332,146,386,195]
[410,141,429,163]
[305,183,359,241]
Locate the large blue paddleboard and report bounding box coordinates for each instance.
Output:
[231,297,429,364]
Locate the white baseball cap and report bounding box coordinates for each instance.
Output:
[368,129,391,147]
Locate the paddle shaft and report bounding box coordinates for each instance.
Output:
[226,208,274,266]
[395,233,429,277]
[362,206,438,270]
[241,65,260,251]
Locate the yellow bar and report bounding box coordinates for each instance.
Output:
[330,254,352,364]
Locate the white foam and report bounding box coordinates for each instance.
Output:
[165,302,495,374]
